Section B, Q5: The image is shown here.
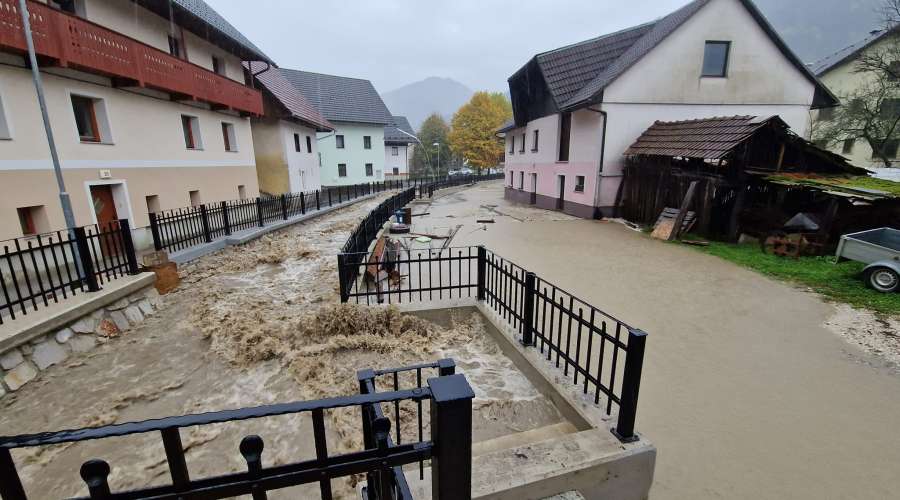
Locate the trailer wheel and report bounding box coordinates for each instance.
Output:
[865,266,899,293]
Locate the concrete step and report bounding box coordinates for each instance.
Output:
[473,421,578,457]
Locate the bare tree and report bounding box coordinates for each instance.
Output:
[814,0,900,166]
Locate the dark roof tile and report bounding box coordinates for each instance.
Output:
[170,0,272,63]
[384,116,417,143]
[249,65,333,131]
[279,69,392,125]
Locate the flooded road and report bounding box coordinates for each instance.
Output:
[0,191,562,499]
[410,181,900,500]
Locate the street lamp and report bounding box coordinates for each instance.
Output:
[433,142,440,182]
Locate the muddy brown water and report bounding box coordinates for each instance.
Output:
[408,182,900,500]
[0,192,563,499]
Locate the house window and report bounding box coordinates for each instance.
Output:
[145,195,160,214]
[212,56,225,76]
[363,136,372,149]
[519,134,525,153]
[0,93,10,139]
[167,34,183,58]
[393,167,399,175]
[221,122,236,151]
[365,163,374,176]
[16,206,47,236]
[189,190,201,207]
[508,172,514,186]
[872,139,900,159]
[238,185,247,200]
[532,130,539,152]
[294,133,302,152]
[702,41,731,77]
[518,171,524,189]
[575,176,585,192]
[558,112,571,162]
[392,146,399,156]
[181,115,201,149]
[509,136,515,154]
[336,135,345,148]
[71,95,105,142]
[306,135,312,153]
[52,0,85,16]
[842,139,855,155]
[338,163,347,177]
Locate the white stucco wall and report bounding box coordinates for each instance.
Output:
[384,144,409,175]
[0,62,258,242]
[281,122,321,192]
[80,0,245,83]
[317,122,386,185]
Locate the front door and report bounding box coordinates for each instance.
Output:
[557,175,565,210]
[90,184,119,255]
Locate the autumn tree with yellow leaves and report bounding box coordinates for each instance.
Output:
[448,92,512,172]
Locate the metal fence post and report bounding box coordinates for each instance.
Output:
[221,201,231,236]
[199,204,212,243]
[613,329,647,442]
[428,374,474,500]
[522,272,536,346]
[300,193,306,214]
[0,448,27,500]
[148,212,163,251]
[337,254,349,303]
[476,246,486,301]
[255,198,264,227]
[73,226,100,292]
[280,194,288,220]
[118,219,140,275]
[327,188,332,207]
[315,190,321,210]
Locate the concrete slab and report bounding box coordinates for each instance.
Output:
[0,273,155,352]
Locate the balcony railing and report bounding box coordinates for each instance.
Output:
[0,0,263,115]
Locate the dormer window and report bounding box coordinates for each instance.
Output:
[702,41,730,77]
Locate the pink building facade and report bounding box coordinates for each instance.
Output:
[500,0,837,219]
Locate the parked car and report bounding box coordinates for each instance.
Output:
[835,228,900,293]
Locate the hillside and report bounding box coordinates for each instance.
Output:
[382,77,473,130]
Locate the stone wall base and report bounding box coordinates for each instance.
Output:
[504,187,597,219]
[0,286,162,396]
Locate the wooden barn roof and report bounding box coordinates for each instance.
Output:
[624,115,785,160]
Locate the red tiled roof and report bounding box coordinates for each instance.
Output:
[249,64,334,131]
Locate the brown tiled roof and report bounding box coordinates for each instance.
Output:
[624,115,779,159]
[249,64,333,131]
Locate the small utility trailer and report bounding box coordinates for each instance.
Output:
[835,228,900,293]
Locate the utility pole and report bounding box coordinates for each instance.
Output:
[433,142,441,182]
[18,0,78,231]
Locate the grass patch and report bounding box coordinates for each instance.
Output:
[690,241,900,315]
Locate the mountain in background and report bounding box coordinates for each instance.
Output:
[382,77,473,131]
[754,0,883,65]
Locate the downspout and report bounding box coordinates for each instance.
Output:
[587,106,608,219]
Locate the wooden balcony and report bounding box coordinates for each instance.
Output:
[0,0,263,116]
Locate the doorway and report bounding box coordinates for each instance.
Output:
[90,184,120,257]
[556,175,565,210]
[530,173,537,205]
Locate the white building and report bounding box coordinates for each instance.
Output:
[274,70,393,186]
[248,64,334,194]
[384,116,417,178]
[0,0,273,246]
[501,0,838,218]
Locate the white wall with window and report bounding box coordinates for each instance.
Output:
[281,121,320,193]
[384,143,409,176]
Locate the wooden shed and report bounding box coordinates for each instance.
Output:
[619,115,900,244]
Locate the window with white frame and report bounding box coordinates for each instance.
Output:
[518,171,524,189]
[71,94,111,143]
[306,135,312,153]
[0,93,9,139]
[509,136,515,154]
[336,135,345,149]
[181,115,202,149]
[365,163,374,176]
[338,164,347,177]
[532,130,539,152]
[363,136,372,149]
[221,122,237,152]
[575,175,585,192]
[294,133,302,152]
[392,146,399,156]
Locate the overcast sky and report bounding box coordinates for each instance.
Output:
[206,0,691,94]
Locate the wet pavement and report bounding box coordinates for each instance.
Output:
[409,181,900,500]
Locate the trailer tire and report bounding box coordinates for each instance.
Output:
[865,266,899,293]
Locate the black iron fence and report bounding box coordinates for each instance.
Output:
[1,220,139,325]
[337,246,647,442]
[0,360,474,500]
[148,174,503,255]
